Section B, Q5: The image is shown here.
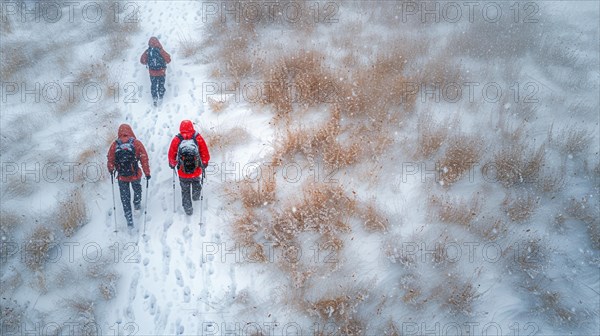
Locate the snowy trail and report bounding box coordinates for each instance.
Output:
[104,2,235,334]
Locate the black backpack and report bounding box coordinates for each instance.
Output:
[177,133,201,174]
[147,47,166,71]
[114,138,138,177]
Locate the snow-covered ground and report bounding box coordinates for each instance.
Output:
[1,1,599,335]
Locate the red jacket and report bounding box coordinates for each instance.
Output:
[107,124,151,182]
[168,120,210,179]
[140,37,171,77]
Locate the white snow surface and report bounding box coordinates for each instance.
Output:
[1,1,599,336]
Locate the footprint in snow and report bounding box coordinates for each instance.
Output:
[183,226,192,240]
[176,238,184,256]
[175,269,184,287]
[186,258,196,279]
[144,293,157,316]
[163,218,173,232]
[162,245,171,277]
[183,286,191,303]
[176,319,184,335]
[129,271,140,301]
[143,257,150,266]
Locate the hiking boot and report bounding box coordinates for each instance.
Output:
[134,203,141,210]
[184,207,193,216]
[192,195,200,201]
[127,219,134,228]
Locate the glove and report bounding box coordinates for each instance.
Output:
[146,175,151,180]
[169,164,175,169]
[201,162,208,169]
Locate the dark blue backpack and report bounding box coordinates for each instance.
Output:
[114,138,138,177]
[147,47,166,71]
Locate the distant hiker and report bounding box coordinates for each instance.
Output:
[140,36,171,106]
[107,124,151,227]
[168,120,210,216]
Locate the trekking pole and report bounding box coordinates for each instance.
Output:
[111,173,118,233]
[142,177,149,236]
[199,167,206,225]
[172,168,176,213]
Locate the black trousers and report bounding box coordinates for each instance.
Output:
[118,179,142,225]
[150,75,166,99]
[180,177,201,213]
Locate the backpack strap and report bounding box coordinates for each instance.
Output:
[116,139,123,146]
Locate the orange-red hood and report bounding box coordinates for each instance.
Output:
[179,120,195,138]
[149,37,162,48]
[118,124,136,139]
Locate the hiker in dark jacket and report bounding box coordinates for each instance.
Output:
[107,124,151,227]
[168,120,210,216]
[140,36,172,106]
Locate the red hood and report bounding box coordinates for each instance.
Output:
[179,120,195,138]
[149,37,162,48]
[118,124,136,139]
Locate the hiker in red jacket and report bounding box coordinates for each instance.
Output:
[140,36,171,106]
[168,120,210,216]
[107,124,151,227]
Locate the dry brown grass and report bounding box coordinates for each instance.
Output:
[538,290,577,326]
[86,260,120,300]
[473,216,508,241]
[24,225,55,270]
[415,112,453,158]
[429,193,482,227]
[179,36,203,59]
[232,209,259,245]
[208,97,229,113]
[263,50,334,115]
[0,210,22,243]
[0,299,23,333]
[443,281,478,316]
[0,41,28,81]
[359,202,389,232]
[268,182,355,248]
[57,190,87,237]
[550,124,594,156]
[487,142,545,188]
[586,217,600,250]
[503,192,539,222]
[309,290,367,333]
[201,126,250,151]
[3,175,37,199]
[431,276,479,316]
[213,26,258,82]
[564,196,600,249]
[271,108,361,169]
[536,166,566,194]
[438,134,484,186]
[239,177,277,209]
[511,239,547,276]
